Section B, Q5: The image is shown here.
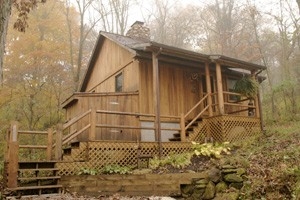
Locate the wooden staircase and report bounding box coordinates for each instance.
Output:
[62,141,88,162]
[169,118,203,141]
[7,161,62,196]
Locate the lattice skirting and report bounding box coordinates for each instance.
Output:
[56,116,261,176]
[192,116,261,143]
[57,141,192,176]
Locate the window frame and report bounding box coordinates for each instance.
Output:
[115,72,124,92]
[227,77,239,102]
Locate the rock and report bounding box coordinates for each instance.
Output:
[230,182,243,190]
[194,178,209,189]
[224,174,243,183]
[213,192,239,200]
[203,181,216,200]
[236,168,246,175]
[181,184,195,195]
[191,188,205,199]
[195,183,207,189]
[222,168,238,174]
[208,167,221,183]
[215,181,228,193]
[194,178,209,185]
[222,165,235,169]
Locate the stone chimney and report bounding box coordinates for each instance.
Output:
[126,21,150,40]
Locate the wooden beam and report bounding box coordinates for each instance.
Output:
[89,108,96,141]
[251,70,260,118]
[8,121,19,189]
[180,114,186,142]
[55,123,63,161]
[205,62,213,117]
[152,51,162,158]
[216,63,225,115]
[47,128,53,161]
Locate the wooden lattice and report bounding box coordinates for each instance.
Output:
[57,141,192,176]
[56,116,261,176]
[62,142,88,162]
[205,116,261,142]
[189,121,207,142]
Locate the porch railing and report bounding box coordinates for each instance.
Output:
[5,90,258,163]
[180,93,210,142]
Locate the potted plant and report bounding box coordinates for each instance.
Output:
[234,76,259,116]
[233,76,259,99]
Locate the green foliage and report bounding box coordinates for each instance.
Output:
[78,168,98,175]
[150,152,192,169]
[102,165,132,175]
[234,76,259,98]
[192,142,231,159]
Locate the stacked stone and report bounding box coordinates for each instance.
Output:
[126,21,150,40]
[181,165,246,200]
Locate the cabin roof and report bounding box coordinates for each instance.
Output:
[79,32,266,92]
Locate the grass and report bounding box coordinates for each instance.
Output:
[229,122,300,199]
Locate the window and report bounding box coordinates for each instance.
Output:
[227,78,238,101]
[115,72,123,92]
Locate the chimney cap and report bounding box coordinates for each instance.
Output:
[131,21,145,27]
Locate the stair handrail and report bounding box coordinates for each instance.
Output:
[62,109,92,130]
[180,94,210,141]
[184,93,209,119]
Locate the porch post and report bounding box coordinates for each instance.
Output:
[216,62,225,115]
[205,62,213,117]
[46,128,53,161]
[89,108,96,141]
[251,70,260,118]
[8,121,19,189]
[55,123,63,161]
[152,50,162,158]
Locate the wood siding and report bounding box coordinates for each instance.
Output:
[85,39,138,93]
[65,93,139,141]
[139,59,208,120]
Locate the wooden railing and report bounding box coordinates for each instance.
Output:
[180,94,210,142]
[51,109,181,160]
[5,91,258,164]
[5,122,54,188]
[222,91,257,116]
[95,110,180,131]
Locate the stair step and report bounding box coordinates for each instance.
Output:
[8,184,63,191]
[71,141,80,148]
[63,147,72,155]
[19,162,56,169]
[18,176,61,181]
[169,138,181,141]
[186,127,194,131]
[18,168,59,172]
[173,133,189,138]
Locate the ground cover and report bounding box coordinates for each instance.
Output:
[1,122,300,199]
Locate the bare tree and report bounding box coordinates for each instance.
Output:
[64,0,100,91]
[92,0,131,35]
[297,0,300,13]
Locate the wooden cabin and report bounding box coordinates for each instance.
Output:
[62,22,266,144]
[3,23,267,195]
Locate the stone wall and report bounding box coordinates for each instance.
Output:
[61,172,207,197]
[180,165,246,200]
[60,165,246,199]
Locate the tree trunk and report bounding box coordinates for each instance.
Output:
[297,0,300,14]
[0,0,13,85]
